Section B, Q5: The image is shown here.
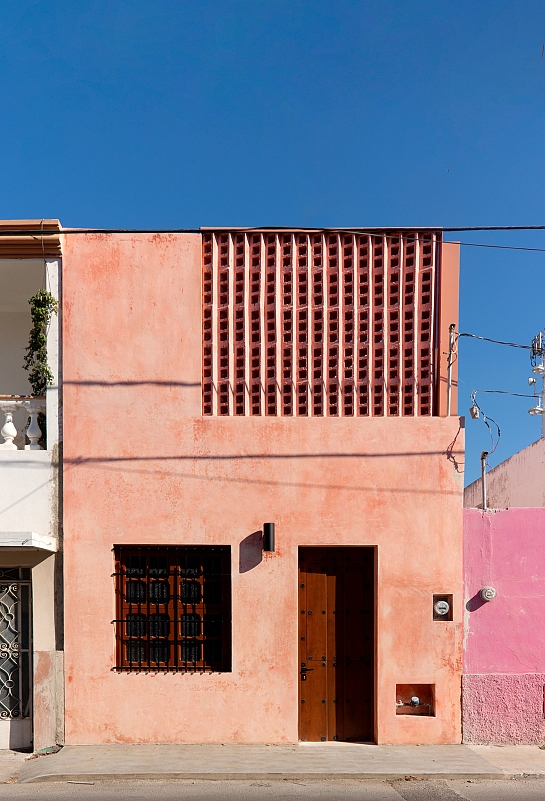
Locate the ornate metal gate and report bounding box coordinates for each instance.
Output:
[0,569,31,721]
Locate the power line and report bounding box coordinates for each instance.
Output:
[3,224,545,237]
[469,391,502,455]
[471,389,536,399]
[6,225,545,254]
[455,331,531,349]
[456,241,545,253]
[443,225,545,232]
[468,387,543,457]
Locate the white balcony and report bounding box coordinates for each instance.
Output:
[0,257,60,538]
[0,396,46,450]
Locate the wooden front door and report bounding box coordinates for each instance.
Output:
[298,547,374,742]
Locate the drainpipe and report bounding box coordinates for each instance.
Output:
[446,324,456,417]
[481,451,489,511]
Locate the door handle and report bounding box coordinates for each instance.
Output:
[300,667,314,672]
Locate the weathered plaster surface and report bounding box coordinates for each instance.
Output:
[33,650,56,749]
[62,234,464,746]
[464,508,545,674]
[463,674,545,744]
[465,438,545,508]
[463,508,545,743]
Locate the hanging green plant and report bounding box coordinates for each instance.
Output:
[23,289,58,395]
[23,290,58,448]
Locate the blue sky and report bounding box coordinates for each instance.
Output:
[1,1,544,482]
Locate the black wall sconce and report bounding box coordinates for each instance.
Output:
[263,523,275,552]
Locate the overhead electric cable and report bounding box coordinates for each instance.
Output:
[469,391,502,455]
[5,225,545,255]
[471,389,536,399]
[469,388,542,456]
[455,242,545,253]
[4,223,545,238]
[443,225,545,232]
[455,332,531,349]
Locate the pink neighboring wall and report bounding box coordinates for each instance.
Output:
[463,508,545,743]
[62,234,464,746]
[464,438,545,509]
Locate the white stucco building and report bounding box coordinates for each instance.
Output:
[0,221,62,751]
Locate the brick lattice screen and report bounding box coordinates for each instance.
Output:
[202,231,441,417]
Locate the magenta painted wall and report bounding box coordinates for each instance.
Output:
[464,508,545,674]
[61,233,464,746]
[463,508,545,743]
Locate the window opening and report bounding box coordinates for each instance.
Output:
[113,546,231,672]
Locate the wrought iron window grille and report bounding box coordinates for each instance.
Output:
[113,546,232,673]
[0,568,32,720]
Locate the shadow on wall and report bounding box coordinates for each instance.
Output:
[63,380,201,387]
[239,531,263,573]
[466,592,488,613]
[61,451,462,496]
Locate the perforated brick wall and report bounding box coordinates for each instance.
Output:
[202,231,441,417]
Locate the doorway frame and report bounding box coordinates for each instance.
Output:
[297,545,378,744]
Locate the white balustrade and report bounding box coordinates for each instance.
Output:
[0,407,17,450]
[0,397,46,450]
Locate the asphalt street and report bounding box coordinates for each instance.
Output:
[2,779,545,801]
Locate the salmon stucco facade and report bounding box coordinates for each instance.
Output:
[62,230,463,745]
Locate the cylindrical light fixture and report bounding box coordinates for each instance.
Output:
[263,523,275,552]
[480,586,496,602]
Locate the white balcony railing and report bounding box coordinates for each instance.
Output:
[0,396,46,450]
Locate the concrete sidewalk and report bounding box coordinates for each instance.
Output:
[0,750,28,783]
[15,743,545,783]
